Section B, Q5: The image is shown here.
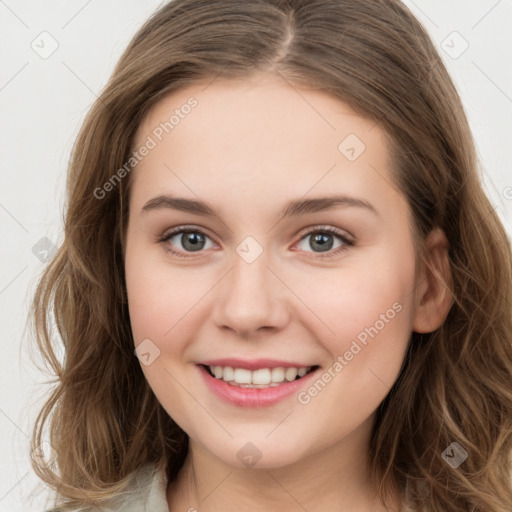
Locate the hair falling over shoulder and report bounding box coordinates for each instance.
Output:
[30,1,512,510]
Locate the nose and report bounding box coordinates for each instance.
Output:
[212,248,290,338]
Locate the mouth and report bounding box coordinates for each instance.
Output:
[199,363,320,388]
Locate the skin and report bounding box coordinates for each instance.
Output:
[124,73,452,512]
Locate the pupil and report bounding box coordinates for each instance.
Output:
[182,232,204,251]
[311,233,333,252]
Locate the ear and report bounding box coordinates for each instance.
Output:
[412,227,454,333]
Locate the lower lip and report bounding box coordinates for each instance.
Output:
[197,365,319,407]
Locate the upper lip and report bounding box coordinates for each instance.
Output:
[198,358,318,371]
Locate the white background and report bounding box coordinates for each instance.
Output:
[1,1,511,510]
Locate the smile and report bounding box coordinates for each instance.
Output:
[197,363,320,407]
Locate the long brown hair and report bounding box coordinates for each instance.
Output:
[30,1,512,510]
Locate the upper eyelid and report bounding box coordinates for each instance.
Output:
[296,224,353,241]
[161,225,218,244]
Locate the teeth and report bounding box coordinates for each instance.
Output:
[271,367,285,383]
[222,366,234,381]
[234,368,251,384]
[207,365,312,386]
[285,368,298,381]
[252,368,271,385]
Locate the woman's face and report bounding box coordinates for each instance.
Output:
[125,74,419,469]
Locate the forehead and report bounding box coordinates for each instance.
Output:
[129,75,400,221]
[134,74,378,157]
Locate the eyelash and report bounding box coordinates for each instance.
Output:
[159,225,354,260]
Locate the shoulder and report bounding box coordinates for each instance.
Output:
[46,463,169,512]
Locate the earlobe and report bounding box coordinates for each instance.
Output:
[412,228,454,333]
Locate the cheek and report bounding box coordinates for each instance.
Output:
[124,234,172,329]
[293,260,416,428]
[125,240,215,354]
[293,249,416,418]
[124,244,206,418]
[127,269,190,341]
[291,254,415,351]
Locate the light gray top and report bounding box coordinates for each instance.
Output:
[48,463,170,511]
[100,463,169,511]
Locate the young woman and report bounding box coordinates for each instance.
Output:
[31,1,512,511]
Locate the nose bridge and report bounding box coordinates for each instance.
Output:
[213,244,288,335]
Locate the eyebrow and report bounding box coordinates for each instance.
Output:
[141,194,378,218]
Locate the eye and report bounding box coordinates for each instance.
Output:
[160,227,216,258]
[294,226,353,258]
[159,224,353,259]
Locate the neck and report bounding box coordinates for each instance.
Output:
[166,417,401,512]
